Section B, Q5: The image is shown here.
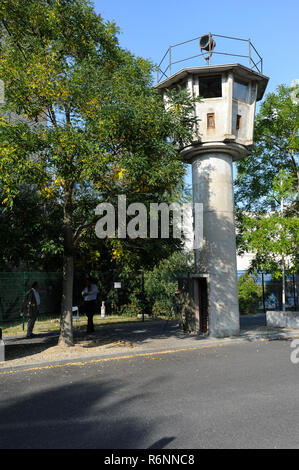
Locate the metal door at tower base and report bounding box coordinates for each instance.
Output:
[177,276,208,334]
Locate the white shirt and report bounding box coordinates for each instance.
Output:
[32,288,40,306]
[82,284,98,301]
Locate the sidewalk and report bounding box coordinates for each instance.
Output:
[1,316,299,371]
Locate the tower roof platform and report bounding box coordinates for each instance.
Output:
[155,63,269,101]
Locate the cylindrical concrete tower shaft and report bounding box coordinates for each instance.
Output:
[192,151,239,337]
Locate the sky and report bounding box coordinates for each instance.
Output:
[94,0,299,94]
[93,0,298,186]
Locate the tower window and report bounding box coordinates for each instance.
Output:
[236,114,242,130]
[233,80,249,102]
[207,113,215,129]
[198,76,222,98]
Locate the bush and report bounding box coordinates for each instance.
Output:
[121,292,142,317]
[151,301,170,318]
[238,273,264,314]
[145,251,193,316]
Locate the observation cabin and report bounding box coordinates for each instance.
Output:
[155,33,269,161]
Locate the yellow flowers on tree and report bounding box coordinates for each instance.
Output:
[0,0,199,346]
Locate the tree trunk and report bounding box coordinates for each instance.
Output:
[59,184,75,347]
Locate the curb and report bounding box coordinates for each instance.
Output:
[1,328,299,374]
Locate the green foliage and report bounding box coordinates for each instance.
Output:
[121,292,142,318]
[235,84,299,211]
[238,212,299,278]
[238,273,264,314]
[0,0,200,344]
[151,301,169,318]
[163,87,201,148]
[235,85,299,277]
[237,171,299,278]
[91,251,193,320]
[144,251,193,315]
[0,188,63,270]
[0,0,199,258]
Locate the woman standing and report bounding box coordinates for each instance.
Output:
[82,278,98,334]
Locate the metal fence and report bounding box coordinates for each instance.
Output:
[0,272,63,321]
[238,271,298,313]
[1,270,297,322]
[0,270,144,322]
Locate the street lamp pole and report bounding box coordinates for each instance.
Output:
[262,272,266,314]
[281,187,286,311]
[141,271,145,322]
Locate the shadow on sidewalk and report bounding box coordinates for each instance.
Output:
[2,320,184,362]
[2,315,269,363]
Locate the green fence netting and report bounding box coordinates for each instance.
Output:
[0,272,63,321]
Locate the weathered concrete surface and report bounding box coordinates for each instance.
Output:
[267,311,299,329]
[192,151,240,337]
[156,64,269,152]
[0,340,4,363]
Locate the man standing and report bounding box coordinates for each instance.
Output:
[21,281,40,338]
[82,278,98,334]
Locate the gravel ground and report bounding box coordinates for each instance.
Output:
[3,338,137,366]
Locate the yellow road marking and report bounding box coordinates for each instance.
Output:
[0,343,234,375]
[1,334,298,376]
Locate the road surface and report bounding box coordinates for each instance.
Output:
[0,337,298,449]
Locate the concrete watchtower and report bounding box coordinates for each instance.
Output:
[156,34,269,337]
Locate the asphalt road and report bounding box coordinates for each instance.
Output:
[0,338,298,449]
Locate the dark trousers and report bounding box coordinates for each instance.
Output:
[87,314,94,333]
[27,316,37,337]
[26,306,38,337]
[84,300,97,333]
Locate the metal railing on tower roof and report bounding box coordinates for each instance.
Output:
[156,33,264,84]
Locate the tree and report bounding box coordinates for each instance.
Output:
[235,85,299,283]
[235,84,299,211]
[0,0,198,345]
[238,273,264,314]
[0,187,63,271]
[237,171,299,278]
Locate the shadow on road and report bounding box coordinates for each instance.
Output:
[0,373,176,449]
[148,437,176,449]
